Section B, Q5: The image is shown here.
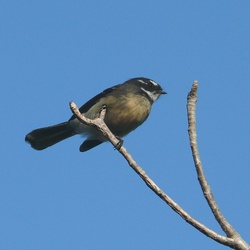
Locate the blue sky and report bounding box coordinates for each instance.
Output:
[1,1,250,249]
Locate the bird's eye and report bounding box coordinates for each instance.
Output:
[148,82,153,88]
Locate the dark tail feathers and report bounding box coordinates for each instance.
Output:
[25,122,76,150]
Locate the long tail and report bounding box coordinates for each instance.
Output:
[25,122,76,150]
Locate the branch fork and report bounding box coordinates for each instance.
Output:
[69,81,249,249]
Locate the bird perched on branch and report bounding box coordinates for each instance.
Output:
[25,77,166,152]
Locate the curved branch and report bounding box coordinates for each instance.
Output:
[70,95,248,249]
[187,81,249,250]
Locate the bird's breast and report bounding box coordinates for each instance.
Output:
[77,94,151,137]
[103,94,151,137]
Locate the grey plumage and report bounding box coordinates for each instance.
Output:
[25,77,166,152]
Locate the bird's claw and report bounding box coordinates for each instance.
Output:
[114,136,123,151]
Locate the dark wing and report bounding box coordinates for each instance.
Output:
[69,84,121,121]
[79,139,103,152]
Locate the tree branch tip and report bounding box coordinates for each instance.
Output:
[97,104,108,120]
[192,80,198,91]
[187,80,198,100]
[69,101,76,109]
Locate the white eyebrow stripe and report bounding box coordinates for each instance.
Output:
[140,87,160,102]
[149,80,158,86]
[138,79,158,86]
[138,79,146,84]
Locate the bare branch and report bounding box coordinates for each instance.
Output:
[70,102,121,147]
[187,81,249,249]
[70,94,249,249]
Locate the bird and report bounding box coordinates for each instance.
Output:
[25,77,166,152]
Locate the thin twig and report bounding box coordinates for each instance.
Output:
[70,94,248,249]
[187,81,249,250]
[69,101,239,248]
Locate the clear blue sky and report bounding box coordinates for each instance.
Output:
[1,1,250,249]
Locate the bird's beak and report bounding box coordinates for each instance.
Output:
[161,90,167,94]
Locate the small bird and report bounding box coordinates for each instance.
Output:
[25,77,166,152]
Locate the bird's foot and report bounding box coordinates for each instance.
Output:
[114,136,123,151]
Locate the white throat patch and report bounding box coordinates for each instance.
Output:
[141,87,160,102]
